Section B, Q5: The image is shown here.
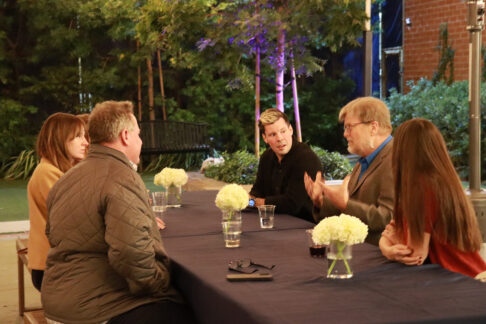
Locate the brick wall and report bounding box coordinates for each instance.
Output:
[404,0,485,88]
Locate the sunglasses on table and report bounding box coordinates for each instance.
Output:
[228,258,275,274]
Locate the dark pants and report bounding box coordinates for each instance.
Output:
[107,301,197,324]
[31,269,44,291]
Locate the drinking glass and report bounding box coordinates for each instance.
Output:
[258,205,275,229]
[151,192,167,220]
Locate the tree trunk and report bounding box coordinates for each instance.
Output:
[255,45,261,157]
[275,27,285,112]
[146,56,156,150]
[290,56,302,142]
[146,57,155,121]
[136,41,142,121]
[156,49,167,121]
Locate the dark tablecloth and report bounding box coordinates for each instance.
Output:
[161,190,486,324]
[161,190,312,238]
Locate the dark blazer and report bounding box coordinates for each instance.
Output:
[314,139,394,245]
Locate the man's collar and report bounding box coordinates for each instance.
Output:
[89,144,138,170]
[360,135,392,166]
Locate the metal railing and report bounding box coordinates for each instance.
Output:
[139,120,210,154]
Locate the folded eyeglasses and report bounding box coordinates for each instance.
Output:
[228,258,275,274]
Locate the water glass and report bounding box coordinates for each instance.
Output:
[258,205,275,229]
[222,220,242,248]
[151,192,167,220]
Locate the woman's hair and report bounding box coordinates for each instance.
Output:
[392,118,482,251]
[36,112,86,173]
[88,101,134,144]
[77,113,90,142]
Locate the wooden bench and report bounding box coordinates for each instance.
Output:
[139,120,210,154]
[16,239,47,324]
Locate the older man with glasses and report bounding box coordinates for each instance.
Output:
[304,97,394,245]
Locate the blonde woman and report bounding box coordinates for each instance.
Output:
[27,112,88,290]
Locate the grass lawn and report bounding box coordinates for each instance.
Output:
[0,179,29,221]
[0,174,160,222]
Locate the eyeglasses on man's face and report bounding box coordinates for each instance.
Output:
[343,121,372,132]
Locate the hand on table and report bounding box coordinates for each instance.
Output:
[383,243,423,266]
[253,198,265,207]
[156,217,166,230]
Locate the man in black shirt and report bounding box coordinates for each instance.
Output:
[250,108,322,222]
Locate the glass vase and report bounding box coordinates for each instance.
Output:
[326,241,353,279]
[165,185,182,208]
[221,209,242,248]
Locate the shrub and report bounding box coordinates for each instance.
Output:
[0,99,38,163]
[311,146,353,180]
[204,150,259,185]
[204,147,352,185]
[386,78,486,180]
[1,149,38,180]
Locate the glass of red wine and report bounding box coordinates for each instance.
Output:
[306,229,326,258]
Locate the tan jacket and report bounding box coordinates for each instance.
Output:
[314,139,394,245]
[27,158,63,270]
[42,145,181,324]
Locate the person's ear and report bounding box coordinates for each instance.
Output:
[370,121,378,136]
[289,124,293,136]
[120,129,129,145]
[262,133,268,144]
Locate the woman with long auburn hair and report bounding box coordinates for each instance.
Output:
[27,112,89,291]
[379,118,486,278]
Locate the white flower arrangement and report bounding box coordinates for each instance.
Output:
[154,167,188,188]
[313,214,368,278]
[215,184,249,211]
[312,213,368,246]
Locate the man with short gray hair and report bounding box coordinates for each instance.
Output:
[305,97,394,245]
[42,101,195,324]
[250,108,322,222]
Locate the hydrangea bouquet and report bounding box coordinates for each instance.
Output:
[312,214,368,277]
[154,168,188,208]
[215,184,249,219]
[154,168,188,188]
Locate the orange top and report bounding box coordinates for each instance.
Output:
[402,190,486,278]
[27,159,63,270]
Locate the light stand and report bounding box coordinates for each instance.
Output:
[467,0,486,242]
[363,0,372,96]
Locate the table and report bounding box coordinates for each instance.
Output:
[161,191,312,238]
[161,191,486,324]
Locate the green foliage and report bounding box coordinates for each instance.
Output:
[0,99,38,163]
[204,150,259,185]
[386,79,486,180]
[181,72,255,152]
[296,73,355,152]
[311,146,353,180]
[432,23,455,85]
[143,152,208,173]
[1,0,367,161]
[1,149,38,180]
